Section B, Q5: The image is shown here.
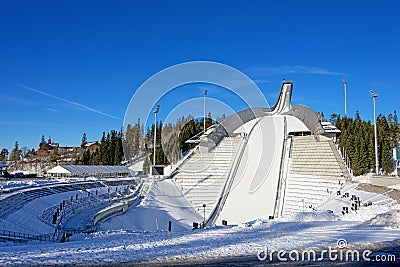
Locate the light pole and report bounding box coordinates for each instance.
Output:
[202,204,206,227]
[370,90,379,175]
[203,90,207,133]
[342,78,347,117]
[153,104,160,174]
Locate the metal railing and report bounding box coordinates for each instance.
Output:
[273,116,289,218]
[334,142,354,179]
[0,229,53,243]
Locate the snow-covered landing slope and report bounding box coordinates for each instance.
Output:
[2,212,400,266]
[97,178,203,232]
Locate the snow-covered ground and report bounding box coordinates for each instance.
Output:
[352,173,373,184]
[1,212,400,266]
[389,184,400,190]
[0,177,99,196]
[1,177,400,266]
[97,178,202,232]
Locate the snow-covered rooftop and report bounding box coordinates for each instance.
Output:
[47,165,130,175]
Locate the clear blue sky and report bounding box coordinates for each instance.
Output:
[1,0,399,152]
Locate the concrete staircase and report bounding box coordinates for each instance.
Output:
[281,135,346,216]
[173,136,242,219]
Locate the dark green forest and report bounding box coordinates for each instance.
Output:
[332,111,400,176]
[76,130,124,166]
[76,114,214,173]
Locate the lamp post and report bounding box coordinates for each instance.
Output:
[153,104,160,174]
[203,90,207,133]
[342,78,347,117]
[202,204,206,227]
[370,90,379,175]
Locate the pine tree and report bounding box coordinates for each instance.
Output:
[10,141,22,165]
[143,155,151,174]
[378,115,394,174]
[81,133,88,148]
[334,112,400,176]
[0,148,9,162]
[39,135,47,150]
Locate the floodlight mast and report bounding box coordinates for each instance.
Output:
[203,90,207,133]
[153,104,160,174]
[342,78,347,117]
[370,90,379,175]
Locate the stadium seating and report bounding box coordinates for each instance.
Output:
[281,135,346,216]
[173,136,242,219]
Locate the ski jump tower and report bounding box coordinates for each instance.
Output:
[172,82,350,226]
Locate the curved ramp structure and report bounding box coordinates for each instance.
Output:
[171,81,351,226]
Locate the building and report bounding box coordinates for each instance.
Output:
[0,162,8,177]
[47,165,132,178]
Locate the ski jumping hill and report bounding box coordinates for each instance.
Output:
[170,81,351,226]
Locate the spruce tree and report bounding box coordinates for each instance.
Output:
[81,133,88,148]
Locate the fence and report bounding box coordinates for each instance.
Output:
[0,229,53,243]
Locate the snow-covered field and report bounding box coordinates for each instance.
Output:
[1,213,400,266]
[0,177,99,195]
[1,178,400,266]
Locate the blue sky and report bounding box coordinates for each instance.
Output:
[0,0,399,152]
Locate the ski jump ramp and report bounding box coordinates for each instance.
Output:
[171,82,349,226]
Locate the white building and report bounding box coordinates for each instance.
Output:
[47,165,132,178]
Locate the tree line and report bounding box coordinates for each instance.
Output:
[76,130,124,165]
[141,114,214,173]
[332,111,400,176]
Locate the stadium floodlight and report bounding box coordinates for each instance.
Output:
[153,104,160,173]
[202,204,206,227]
[370,90,379,175]
[203,90,207,133]
[342,78,348,117]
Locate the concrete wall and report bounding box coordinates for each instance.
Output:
[370,176,400,187]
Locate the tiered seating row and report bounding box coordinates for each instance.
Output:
[282,135,346,216]
[174,136,242,219]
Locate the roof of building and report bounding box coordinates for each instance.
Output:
[47,165,130,174]
[0,162,7,168]
[85,142,99,147]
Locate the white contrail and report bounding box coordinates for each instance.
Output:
[17,84,122,120]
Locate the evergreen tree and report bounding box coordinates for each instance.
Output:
[377,115,393,174]
[0,148,9,162]
[39,135,47,150]
[80,150,90,165]
[81,133,88,148]
[335,112,399,175]
[10,141,22,163]
[50,148,59,163]
[143,155,151,174]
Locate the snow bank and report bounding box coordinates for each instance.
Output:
[366,210,400,228]
[97,178,202,232]
[287,211,338,222]
[388,184,400,190]
[352,173,372,184]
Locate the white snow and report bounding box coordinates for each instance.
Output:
[97,178,203,232]
[0,177,99,196]
[352,173,373,184]
[1,215,400,265]
[389,184,400,190]
[2,177,400,265]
